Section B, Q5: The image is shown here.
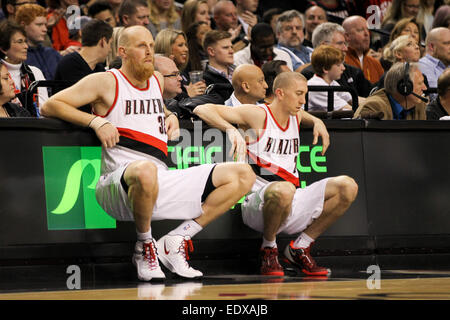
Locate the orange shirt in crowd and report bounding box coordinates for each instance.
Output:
[345,47,384,84]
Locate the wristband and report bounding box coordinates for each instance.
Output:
[165,112,178,119]
[88,116,110,130]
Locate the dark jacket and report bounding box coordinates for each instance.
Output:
[166,87,229,120]
[426,96,449,120]
[203,63,233,102]
[2,102,31,117]
[26,44,61,81]
[353,88,426,120]
[301,62,373,99]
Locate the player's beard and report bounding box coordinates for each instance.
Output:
[129,56,154,82]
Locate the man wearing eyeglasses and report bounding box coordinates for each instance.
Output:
[154,54,230,119]
[154,55,183,100]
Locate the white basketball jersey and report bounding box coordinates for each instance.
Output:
[247,104,300,187]
[96,69,168,173]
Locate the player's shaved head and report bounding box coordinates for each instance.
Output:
[118,25,152,48]
[273,71,307,92]
[232,64,262,91]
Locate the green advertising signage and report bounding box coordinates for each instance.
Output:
[42,146,116,230]
[42,144,326,230]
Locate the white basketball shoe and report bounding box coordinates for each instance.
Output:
[156,235,203,278]
[132,239,166,281]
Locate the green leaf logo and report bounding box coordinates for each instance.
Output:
[51,159,101,214]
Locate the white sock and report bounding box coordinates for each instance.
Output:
[261,237,277,249]
[136,228,152,241]
[293,232,314,248]
[168,220,203,238]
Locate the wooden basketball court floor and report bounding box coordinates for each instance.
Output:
[1,269,449,300]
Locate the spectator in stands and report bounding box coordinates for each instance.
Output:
[105,0,121,20]
[304,5,327,48]
[378,34,423,89]
[148,0,181,39]
[342,15,384,84]
[181,0,211,34]
[261,60,290,103]
[380,0,426,46]
[431,5,450,29]
[417,0,435,34]
[117,0,150,27]
[154,54,227,119]
[184,21,211,73]
[353,62,427,119]
[53,19,112,106]
[47,0,83,52]
[418,27,450,89]
[426,68,450,120]
[212,1,247,51]
[262,7,282,37]
[66,16,93,49]
[87,1,117,28]
[2,0,37,22]
[388,17,422,46]
[203,30,234,87]
[275,10,313,72]
[382,16,424,63]
[0,20,48,116]
[234,22,293,70]
[154,55,183,100]
[107,0,150,67]
[0,62,31,117]
[235,0,260,38]
[155,28,207,98]
[307,45,353,112]
[224,64,267,106]
[15,4,62,80]
[302,22,373,98]
[306,0,358,24]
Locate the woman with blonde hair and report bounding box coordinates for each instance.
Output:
[383,34,421,64]
[155,28,206,97]
[147,0,181,37]
[181,0,211,34]
[376,34,428,90]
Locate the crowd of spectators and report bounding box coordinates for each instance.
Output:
[0,0,449,120]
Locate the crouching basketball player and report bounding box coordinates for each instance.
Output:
[41,26,255,281]
[194,72,358,276]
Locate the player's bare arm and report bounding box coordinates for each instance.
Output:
[193,103,266,131]
[40,72,120,148]
[194,104,267,161]
[297,109,330,155]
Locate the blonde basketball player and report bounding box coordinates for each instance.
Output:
[194,72,358,276]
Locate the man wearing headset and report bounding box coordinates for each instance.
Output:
[353,62,427,120]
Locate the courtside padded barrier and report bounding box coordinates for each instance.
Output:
[0,118,449,270]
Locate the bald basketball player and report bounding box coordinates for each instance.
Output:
[194,71,358,276]
[225,64,268,106]
[41,26,255,281]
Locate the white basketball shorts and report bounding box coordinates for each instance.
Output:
[241,178,330,235]
[96,163,216,221]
